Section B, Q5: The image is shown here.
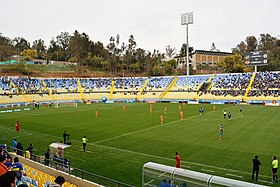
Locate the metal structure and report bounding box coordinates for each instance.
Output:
[142,162,268,187]
[181,12,194,76]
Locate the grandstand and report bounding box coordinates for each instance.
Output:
[1,72,279,105]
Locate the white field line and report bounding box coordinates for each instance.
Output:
[0,105,273,182]
[225,173,243,178]
[201,169,215,173]
[258,179,274,184]
[94,105,237,144]
[0,125,273,180]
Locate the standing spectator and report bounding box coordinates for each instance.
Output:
[252,155,261,181]
[272,156,279,182]
[0,155,8,176]
[26,143,34,160]
[82,136,88,152]
[49,176,65,187]
[44,149,50,166]
[16,142,23,156]
[12,139,17,152]
[175,152,181,168]
[15,121,21,132]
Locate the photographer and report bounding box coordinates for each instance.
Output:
[63,131,71,144]
[63,131,67,144]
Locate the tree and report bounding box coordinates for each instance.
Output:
[32,39,46,59]
[232,41,247,54]
[165,45,176,58]
[14,37,30,52]
[258,33,277,51]
[0,34,14,61]
[56,32,71,51]
[68,30,92,65]
[20,49,37,60]
[217,54,246,73]
[245,36,257,52]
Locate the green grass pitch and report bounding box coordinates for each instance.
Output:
[0,103,280,186]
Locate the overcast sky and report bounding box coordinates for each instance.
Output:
[1,0,279,54]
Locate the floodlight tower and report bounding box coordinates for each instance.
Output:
[181,12,194,76]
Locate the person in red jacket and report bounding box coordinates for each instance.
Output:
[15,121,20,132]
[175,152,181,168]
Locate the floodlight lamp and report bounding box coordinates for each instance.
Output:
[181,12,194,25]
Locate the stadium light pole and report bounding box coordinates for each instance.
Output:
[181,12,194,76]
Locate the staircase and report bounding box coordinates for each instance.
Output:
[160,77,178,98]
[243,72,256,100]
[77,79,85,100]
[137,78,149,99]
[109,79,115,99]
[9,80,19,94]
[42,80,52,96]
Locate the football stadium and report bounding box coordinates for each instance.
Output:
[0,72,279,187]
[1,1,280,187]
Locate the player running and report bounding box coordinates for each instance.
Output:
[164,106,167,114]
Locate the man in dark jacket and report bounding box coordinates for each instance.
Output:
[252,155,261,181]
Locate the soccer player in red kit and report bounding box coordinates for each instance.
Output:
[175,152,181,168]
[15,121,20,132]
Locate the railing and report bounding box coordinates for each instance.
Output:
[6,146,134,187]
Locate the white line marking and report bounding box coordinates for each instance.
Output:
[94,105,237,144]
[0,105,272,181]
[258,179,273,184]
[181,165,191,169]
[225,173,243,178]
[201,169,215,173]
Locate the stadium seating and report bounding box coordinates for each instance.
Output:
[0,72,280,104]
[248,71,280,99]
[22,163,78,187]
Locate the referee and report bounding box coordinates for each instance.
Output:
[82,136,88,152]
